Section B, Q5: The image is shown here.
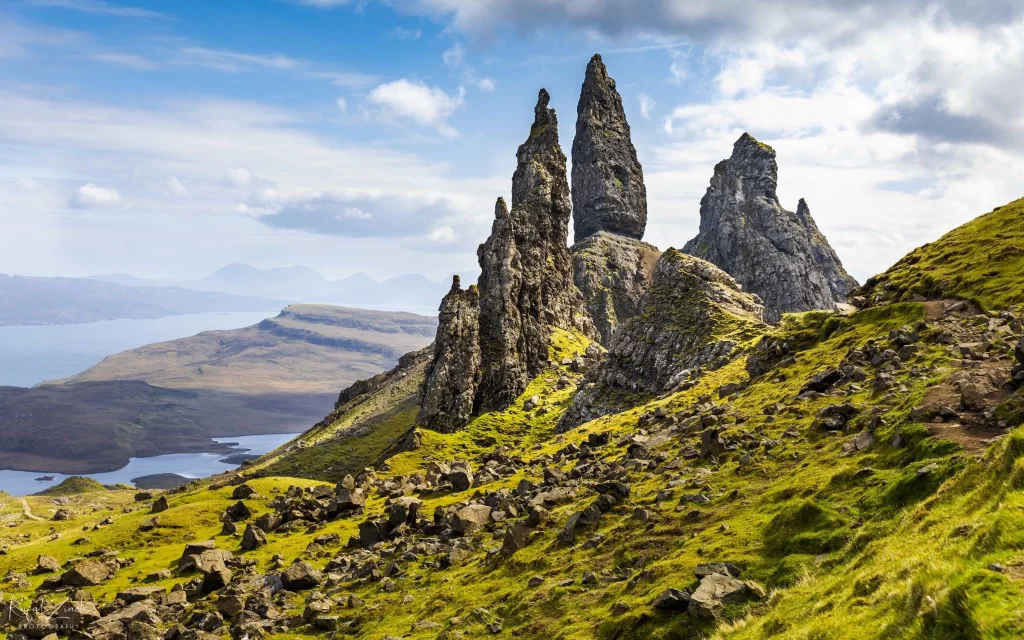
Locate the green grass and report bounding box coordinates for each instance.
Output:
[859,197,1024,311]
[34,476,109,496]
[2,301,1022,640]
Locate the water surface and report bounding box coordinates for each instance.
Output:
[0,311,280,388]
[0,433,296,496]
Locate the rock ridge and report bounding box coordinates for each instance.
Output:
[558,248,766,430]
[682,132,857,323]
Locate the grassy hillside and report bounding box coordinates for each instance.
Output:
[856,197,1024,311]
[3,203,1024,639]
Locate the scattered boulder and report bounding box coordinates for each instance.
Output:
[281,562,323,591]
[61,561,111,587]
[240,525,267,551]
[36,554,60,574]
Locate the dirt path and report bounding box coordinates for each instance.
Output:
[19,497,43,521]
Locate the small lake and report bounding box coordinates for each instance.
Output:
[0,311,280,388]
[0,433,297,496]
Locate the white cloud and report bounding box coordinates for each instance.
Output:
[335,97,347,112]
[367,79,466,136]
[442,43,464,67]
[166,176,187,197]
[638,93,654,119]
[427,226,457,243]
[390,27,422,40]
[178,47,303,73]
[15,178,40,189]
[477,77,496,92]
[669,59,687,83]
[340,206,372,220]
[27,0,170,20]
[90,52,158,70]
[224,167,253,188]
[68,183,121,208]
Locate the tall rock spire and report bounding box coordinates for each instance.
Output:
[571,53,648,243]
[682,133,858,323]
[476,89,596,413]
[419,91,596,431]
[417,276,481,434]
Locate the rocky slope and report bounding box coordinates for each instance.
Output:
[683,133,858,323]
[571,231,661,345]
[559,249,767,430]
[571,54,647,243]
[5,196,1024,638]
[8,61,1024,640]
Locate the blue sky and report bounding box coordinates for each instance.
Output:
[2,0,1024,284]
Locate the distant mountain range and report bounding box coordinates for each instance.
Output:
[0,275,285,326]
[89,262,453,311]
[0,263,451,327]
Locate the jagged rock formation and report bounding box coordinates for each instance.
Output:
[571,231,661,345]
[571,54,647,243]
[417,276,481,434]
[474,90,596,414]
[559,249,766,430]
[415,90,596,431]
[683,133,858,323]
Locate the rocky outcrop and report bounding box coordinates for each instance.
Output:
[559,249,766,430]
[571,231,661,345]
[475,90,596,413]
[683,133,857,323]
[571,54,647,243]
[418,276,482,433]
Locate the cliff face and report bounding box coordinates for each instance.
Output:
[417,276,481,434]
[682,133,858,323]
[571,231,661,345]
[571,53,647,243]
[559,249,767,430]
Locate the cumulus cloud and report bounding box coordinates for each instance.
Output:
[367,79,466,136]
[477,77,496,92]
[335,97,347,112]
[68,183,121,208]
